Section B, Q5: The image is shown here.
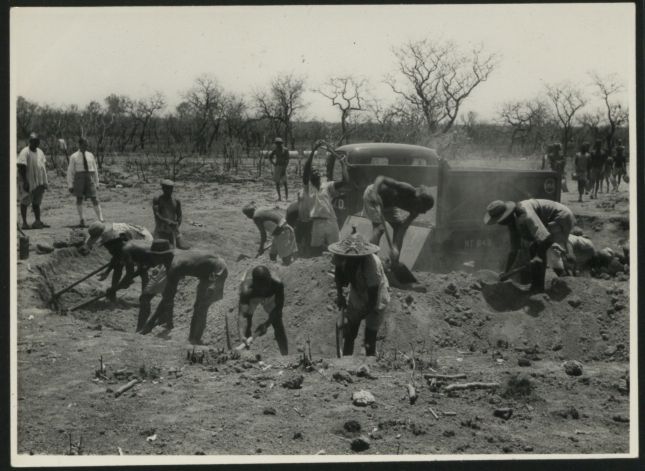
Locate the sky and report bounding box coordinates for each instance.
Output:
[11,3,635,123]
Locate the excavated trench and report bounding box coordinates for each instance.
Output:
[28,245,630,363]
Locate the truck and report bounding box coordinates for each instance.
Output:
[325,142,562,273]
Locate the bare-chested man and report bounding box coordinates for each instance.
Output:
[110,239,228,344]
[242,204,297,265]
[268,137,290,201]
[362,176,434,261]
[153,179,190,249]
[237,265,288,355]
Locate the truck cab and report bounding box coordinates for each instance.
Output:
[327,143,561,272]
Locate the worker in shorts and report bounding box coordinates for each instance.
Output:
[329,230,390,357]
[17,133,49,229]
[153,179,190,249]
[612,140,627,191]
[242,203,297,265]
[67,137,104,227]
[302,145,349,256]
[573,142,591,203]
[484,198,576,293]
[268,137,290,201]
[362,176,434,262]
[589,139,607,199]
[237,265,288,355]
[114,239,228,344]
[81,221,153,301]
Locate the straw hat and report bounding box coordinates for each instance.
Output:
[484,200,516,225]
[328,230,379,257]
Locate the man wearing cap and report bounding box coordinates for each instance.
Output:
[237,265,288,355]
[67,137,104,227]
[268,137,290,201]
[242,203,297,265]
[589,140,607,199]
[484,198,575,292]
[362,176,435,262]
[17,133,49,229]
[573,142,592,203]
[330,230,390,356]
[302,146,350,256]
[153,179,189,250]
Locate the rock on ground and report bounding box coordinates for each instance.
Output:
[352,390,375,407]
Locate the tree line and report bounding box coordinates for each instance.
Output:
[16,37,628,171]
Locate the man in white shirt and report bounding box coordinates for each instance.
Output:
[67,137,103,227]
[17,132,49,229]
[302,146,349,256]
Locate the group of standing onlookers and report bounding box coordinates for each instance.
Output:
[542,139,628,203]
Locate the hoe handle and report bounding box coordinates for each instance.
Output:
[499,263,531,282]
[53,262,111,298]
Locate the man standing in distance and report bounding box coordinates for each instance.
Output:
[153,179,190,249]
[268,137,290,201]
[17,133,49,229]
[67,137,104,227]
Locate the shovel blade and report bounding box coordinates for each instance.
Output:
[390,262,418,284]
[476,269,501,285]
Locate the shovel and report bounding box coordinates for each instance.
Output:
[476,263,530,286]
[378,211,417,284]
[335,307,345,358]
[52,262,111,300]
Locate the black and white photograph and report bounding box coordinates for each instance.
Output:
[9,3,638,465]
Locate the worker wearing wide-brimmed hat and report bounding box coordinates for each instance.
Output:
[329,229,390,356]
[484,198,575,292]
[153,179,190,250]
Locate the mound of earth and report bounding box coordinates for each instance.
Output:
[31,248,629,364]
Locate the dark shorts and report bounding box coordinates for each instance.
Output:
[73,172,98,199]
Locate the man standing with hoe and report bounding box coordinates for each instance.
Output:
[236,265,288,355]
[67,137,104,227]
[153,179,190,249]
[268,137,290,201]
[330,230,390,357]
[484,198,575,293]
[17,133,49,229]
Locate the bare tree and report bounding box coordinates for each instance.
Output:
[130,92,166,151]
[316,76,368,145]
[366,100,397,142]
[255,73,306,148]
[386,38,498,135]
[589,71,628,151]
[180,74,227,153]
[498,98,551,153]
[16,96,38,140]
[578,110,603,143]
[545,82,586,156]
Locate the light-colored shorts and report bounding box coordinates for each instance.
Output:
[273,165,287,184]
[311,218,340,248]
[240,295,276,319]
[73,171,98,199]
[17,175,31,205]
[270,223,297,259]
